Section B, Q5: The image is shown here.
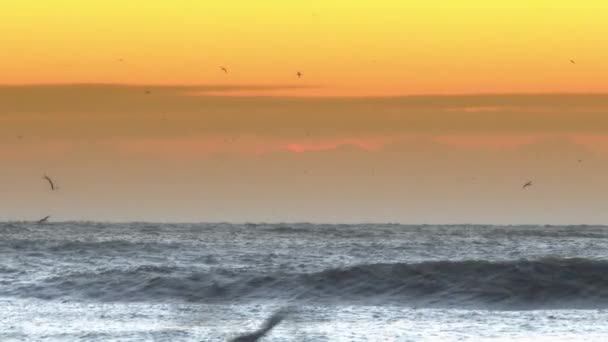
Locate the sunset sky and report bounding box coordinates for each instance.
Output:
[2,1,608,223]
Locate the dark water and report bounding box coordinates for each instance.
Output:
[2,222,608,341]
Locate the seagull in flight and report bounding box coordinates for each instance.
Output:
[296,71,302,78]
[220,66,228,74]
[37,215,51,224]
[229,309,288,342]
[570,59,576,64]
[43,175,57,191]
[522,180,533,190]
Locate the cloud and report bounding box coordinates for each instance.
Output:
[2,86,608,141]
[282,137,410,153]
[433,135,541,151]
[443,106,506,113]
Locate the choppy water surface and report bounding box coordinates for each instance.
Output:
[2,222,608,341]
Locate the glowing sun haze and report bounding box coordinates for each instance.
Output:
[1,2,608,223]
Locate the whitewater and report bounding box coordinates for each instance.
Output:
[2,222,608,341]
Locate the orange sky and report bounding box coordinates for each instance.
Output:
[2,1,608,95]
[2,2,608,223]
[2,86,608,223]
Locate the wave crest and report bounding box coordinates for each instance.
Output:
[6,258,608,308]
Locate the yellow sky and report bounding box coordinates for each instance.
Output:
[2,1,608,95]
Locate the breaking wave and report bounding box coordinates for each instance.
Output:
[5,258,608,309]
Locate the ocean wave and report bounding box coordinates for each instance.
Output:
[2,239,184,255]
[0,266,20,274]
[6,258,608,308]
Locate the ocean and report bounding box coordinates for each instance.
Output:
[2,222,608,341]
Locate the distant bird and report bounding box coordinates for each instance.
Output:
[144,90,151,95]
[296,71,302,78]
[578,159,583,163]
[229,309,288,342]
[37,215,51,224]
[117,58,124,62]
[17,135,23,140]
[42,175,57,191]
[570,59,576,64]
[220,66,228,74]
[522,181,533,190]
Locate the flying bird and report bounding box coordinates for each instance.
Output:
[43,175,57,191]
[570,59,576,64]
[296,71,302,78]
[522,181,533,189]
[37,215,51,224]
[229,309,288,342]
[220,66,228,74]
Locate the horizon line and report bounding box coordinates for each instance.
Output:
[3,220,607,227]
[1,82,608,99]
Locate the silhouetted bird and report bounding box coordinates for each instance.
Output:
[145,90,151,95]
[229,309,288,342]
[221,66,228,74]
[296,71,302,78]
[37,215,51,224]
[570,60,576,64]
[43,175,57,191]
[522,181,533,189]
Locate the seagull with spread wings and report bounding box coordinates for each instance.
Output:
[43,174,57,191]
[229,309,288,342]
[37,215,51,224]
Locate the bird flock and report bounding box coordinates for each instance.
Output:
[30,57,581,222]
